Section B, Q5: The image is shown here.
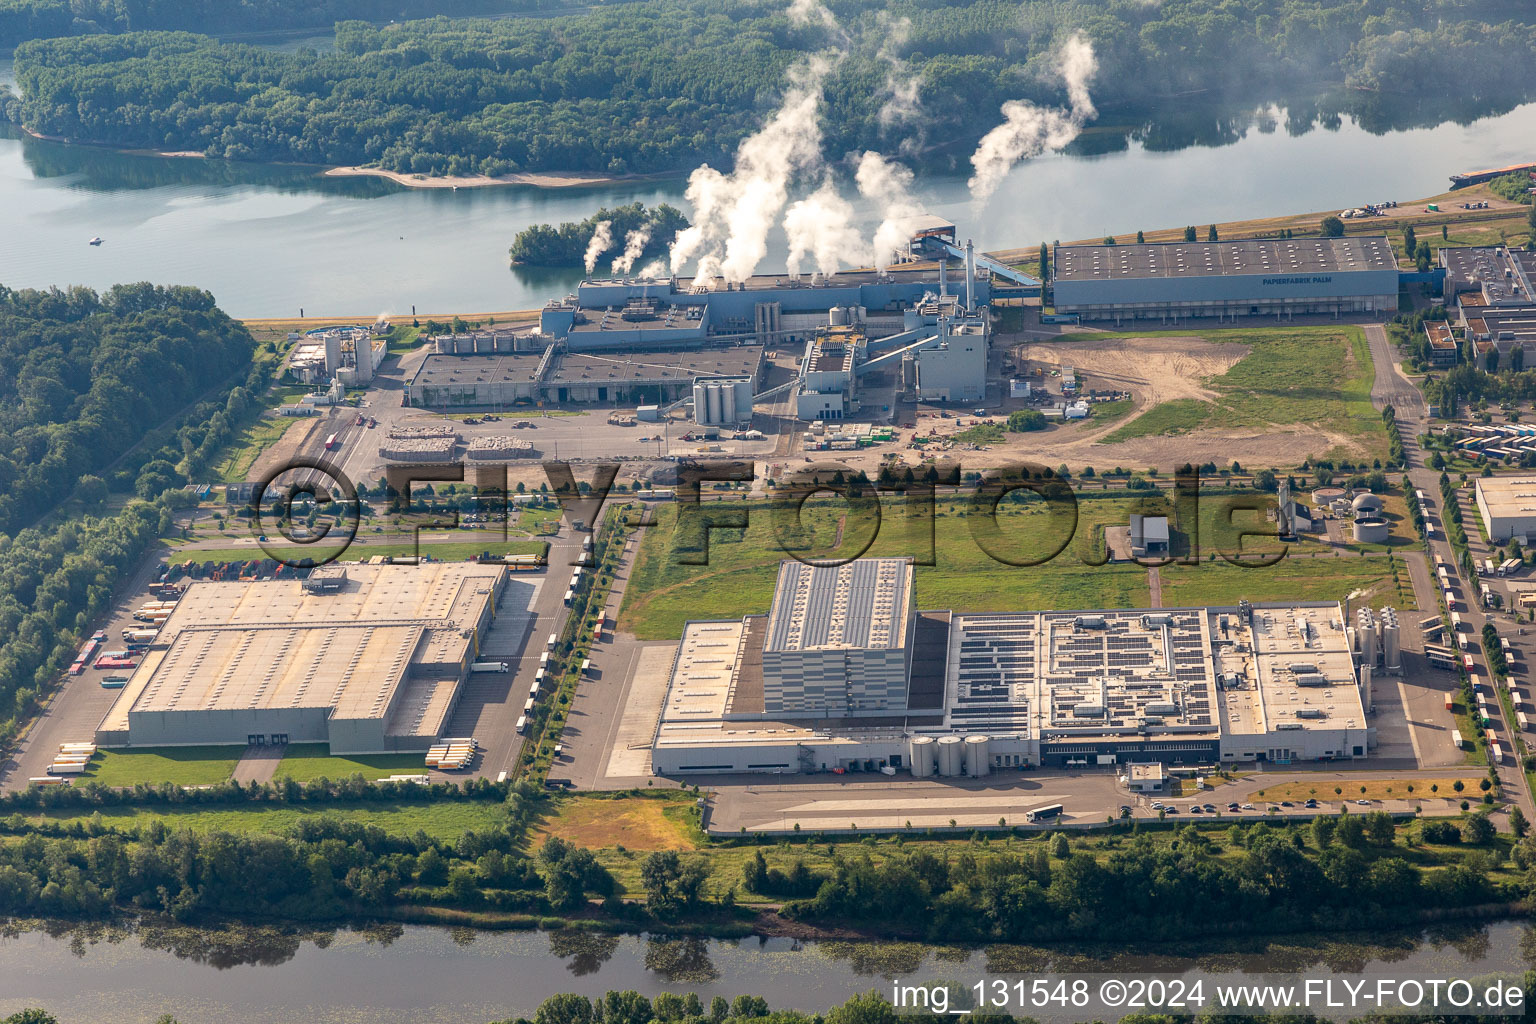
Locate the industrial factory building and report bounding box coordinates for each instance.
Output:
[288,326,386,386]
[1051,237,1400,322]
[405,343,765,409]
[1475,475,1536,542]
[649,559,1379,776]
[95,563,507,754]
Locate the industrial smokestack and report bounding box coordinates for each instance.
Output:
[964,239,976,312]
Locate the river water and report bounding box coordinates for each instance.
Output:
[0,919,1531,1023]
[2,51,1536,318]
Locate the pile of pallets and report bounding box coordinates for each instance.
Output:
[425,737,477,771]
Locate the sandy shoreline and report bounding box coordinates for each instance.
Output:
[323,165,643,189]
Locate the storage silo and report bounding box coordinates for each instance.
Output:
[720,382,737,424]
[909,736,935,777]
[936,735,963,777]
[963,735,991,777]
[1355,607,1377,664]
[829,306,848,326]
[1379,606,1401,671]
[692,381,710,422]
[1353,517,1389,544]
[706,384,722,424]
[1359,663,1374,714]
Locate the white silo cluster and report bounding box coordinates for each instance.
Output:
[1352,606,1400,676]
[691,376,753,426]
[911,734,991,777]
[1355,607,1377,666]
[827,305,866,327]
[1379,606,1401,672]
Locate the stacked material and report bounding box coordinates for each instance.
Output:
[466,436,537,460]
[380,437,458,462]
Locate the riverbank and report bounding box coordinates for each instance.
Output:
[323,165,669,190]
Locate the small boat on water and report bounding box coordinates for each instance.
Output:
[88,236,103,246]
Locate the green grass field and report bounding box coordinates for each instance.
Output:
[22,800,509,840]
[171,538,548,566]
[82,746,245,786]
[616,493,1397,639]
[272,743,427,782]
[1084,327,1384,459]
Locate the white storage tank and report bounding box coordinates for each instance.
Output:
[909,735,935,777]
[964,734,991,777]
[706,385,722,424]
[721,382,737,424]
[829,305,848,326]
[1353,517,1389,544]
[937,735,964,777]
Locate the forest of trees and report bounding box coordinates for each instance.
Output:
[508,203,689,268]
[0,0,567,50]
[0,283,264,745]
[7,0,1536,178]
[0,283,254,534]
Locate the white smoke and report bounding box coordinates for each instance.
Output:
[669,55,832,283]
[875,13,922,138]
[611,223,653,276]
[784,176,867,279]
[787,0,845,42]
[855,151,925,271]
[966,33,1097,203]
[583,220,613,275]
[637,258,667,279]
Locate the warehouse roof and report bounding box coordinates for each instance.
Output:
[547,346,762,384]
[99,564,503,738]
[1476,475,1536,521]
[764,558,913,653]
[1053,236,1394,281]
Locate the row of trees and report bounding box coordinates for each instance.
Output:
[780,817,1508,942]
[9,0,1536,177]
[0,0,566,49]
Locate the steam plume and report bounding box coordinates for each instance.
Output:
[669,55,832,283]
[784,176,867,279]
[855,151,924,271]
[583,220,613,275]
[611,223,653,275]
[875,14,922,137]
[966,34,1097,203]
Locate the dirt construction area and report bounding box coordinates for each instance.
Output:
[1006,333,1362,470]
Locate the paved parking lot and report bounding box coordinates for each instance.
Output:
[0,547,170,791]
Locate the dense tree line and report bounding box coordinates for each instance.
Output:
[8,0,1536,177]
[508,202,688,268]
[776,817,1518,942]
[0,283,253,534]
[0,0,567,50]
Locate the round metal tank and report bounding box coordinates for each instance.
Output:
[829,305,848,326]
[706,385,722,424]
[1351,492,1384,514]
[1312,486,1345,505]
[721,383,737,424]
[964,735,991,777]
[1353,517,1389,543]
[909,736,935,777]
[936,735,963,777]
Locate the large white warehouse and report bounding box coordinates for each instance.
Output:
[650,560,1374,776]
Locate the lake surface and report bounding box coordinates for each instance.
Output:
[0,919,1531,1024]
[2,56,1536,319]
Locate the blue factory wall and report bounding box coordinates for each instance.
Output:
[1053,268,1401,308]
[544,276,988,351]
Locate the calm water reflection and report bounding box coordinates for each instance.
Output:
[1,919,1532,1024]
